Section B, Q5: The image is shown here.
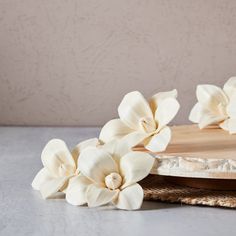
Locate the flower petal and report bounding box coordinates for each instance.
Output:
[118,91,154,130]
[101,131,150,161]
[143,126,171,152]
[149,89,178,113]
[116,131,150,156]
[39,176,68,199]
[71,138,99,162]
[220,119,229,132]
[86,185,118,207]
[114,183,143,210]
[226,94,236,118]
[41,139,75,176]
[120,152,154,189]
[189,103,204,123]
[196,84,228,107]
[223,77,236,99]
[189,102,227,128]
[66,175,92,206]
[99,119,133,143]
[100,140,119,157]
[32,167,54,190]
[154,98,180,130]
[228,119,236,134]
[198,110,226,129]
[220,118,236,134]
[78,147,118,184]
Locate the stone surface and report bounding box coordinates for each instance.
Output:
[0,127,236,236]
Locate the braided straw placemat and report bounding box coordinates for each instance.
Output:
[140,175,236,208]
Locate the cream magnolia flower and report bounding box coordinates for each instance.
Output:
[189,77,236,134]
[99,90,180,152]
[32,138,99,199]
[66,141,154,210]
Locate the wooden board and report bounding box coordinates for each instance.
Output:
[162,176,236,190]
[136,125,236,179]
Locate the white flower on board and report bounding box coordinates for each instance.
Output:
[189,77,236,134]
[99,90,180,152]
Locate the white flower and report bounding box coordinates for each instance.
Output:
[189,77,236,134]
[99,90,180,152]
[32,138,99,199]
[65,141,154,210]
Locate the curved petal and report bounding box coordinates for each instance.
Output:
[114,183,143,210]
[198,111,226,129]
[99,119,133,143]
[41,139,75,176]
[78,147,118,184]
[226,94,236,118]
[32,167,54,190]
[223,77,236,99]
[189,103,227,128]
[100,140,119,157]
[228,118,236,134]
[120,152,154,189]
[220,119,230,132]
[115,131,150,157]
[86,185,119,207]
[39,176,68,199]
[196,84,228,107]
[66,175,92,206]
[149,89,178,114]
[101,131,150,161]
[220,118,236,134]
[143,126,171,152]
[154,98,180,130]
[189,103,204,123]
[118,91,154,130]
[59,180,70,193]
[71,138,99,162]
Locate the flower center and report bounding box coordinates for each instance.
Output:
[139,117,156,133]
[105,172,122,190]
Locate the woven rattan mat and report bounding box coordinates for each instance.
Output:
[140,175,236,208]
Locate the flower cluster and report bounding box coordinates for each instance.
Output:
[32,90,178,210]
[100,90,180,152]
[32,81,236,210]
[32,138,154,210]
[189,77,236,134]
[32,138,99,199]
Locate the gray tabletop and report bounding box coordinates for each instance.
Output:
[0,127,236,236]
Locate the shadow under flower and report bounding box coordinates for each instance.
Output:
[140,201,182,211]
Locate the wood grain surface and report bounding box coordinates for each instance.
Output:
[136,125,236,179]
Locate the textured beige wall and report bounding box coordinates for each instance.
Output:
[1,0,236,126]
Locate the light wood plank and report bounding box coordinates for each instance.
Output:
[135,125,236,179]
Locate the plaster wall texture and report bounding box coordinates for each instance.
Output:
[1,0,236,125]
